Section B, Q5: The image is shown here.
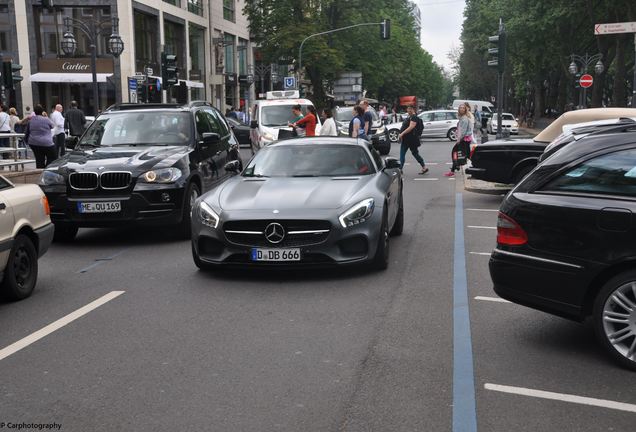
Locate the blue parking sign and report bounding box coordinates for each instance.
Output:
[128,78,137,91]
[284,76,296,89]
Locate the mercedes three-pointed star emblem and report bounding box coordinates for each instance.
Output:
[264,222,285,244]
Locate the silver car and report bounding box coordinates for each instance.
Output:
[191,138,404,270]
[387,109,458,142]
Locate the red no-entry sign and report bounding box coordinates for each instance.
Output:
[580,74,594,88]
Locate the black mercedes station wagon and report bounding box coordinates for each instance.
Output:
[490,125,636,370]
[39,102,242,241]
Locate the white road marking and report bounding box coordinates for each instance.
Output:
[0,291,125,362]
[469,252,492,256]
[448,177,456,180]
[474,296,510,303]
[485,383,636,414]
[466,208,499,212]
[425,162,439,165]
[467,225,497,230]
[446,162,453,165]
[414,178,439,181]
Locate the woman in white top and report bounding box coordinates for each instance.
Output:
[0,105,10,152]
[320,108,338,136]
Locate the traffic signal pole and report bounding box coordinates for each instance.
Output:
[488,19,506,139]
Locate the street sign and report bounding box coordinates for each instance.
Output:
[133,74,146,82]
[594,22,636,35]
[128,78,137,91]
[580,74,594,88]
[284,76,296,89]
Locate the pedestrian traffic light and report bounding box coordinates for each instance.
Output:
[574,72,581,89]
[138,84,147,103]
[2,61,23,90]
[380,19,391,40]
[161,52,178,88]
[487,31,506,73]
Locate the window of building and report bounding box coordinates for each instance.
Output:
[189,24,206,100]
[164,20,186,72]
[134,11,159,74]
[224,33,235,74]
[163,0,181,6]
[223,0,235,22]
[0,4,10,52]
[188,0,203,16]
[541,149,636,198]
[238,39,247,75]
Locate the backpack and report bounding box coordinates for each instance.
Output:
[413,116,424,137]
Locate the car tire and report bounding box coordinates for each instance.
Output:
[1,234,38,301]
[390,187,404,236]
[388,129,400,143]
[448,127,457,142]
[180,182,200,239]
[192,242,214,271]
[372,209,390,270]
[512,164,534,184]
[592,270,636,371]
[53,224,78,242]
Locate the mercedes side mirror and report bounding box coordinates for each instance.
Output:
[250,120,258,129]
[201,132,220,146]
[224,160,241,172]
[384,157,400,169]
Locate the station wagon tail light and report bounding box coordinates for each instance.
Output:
[497,212,527,246]
[470,144,478,159]
[42,196,50,216]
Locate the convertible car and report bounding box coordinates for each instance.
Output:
[466,108,636,184]
[191,137,404,270]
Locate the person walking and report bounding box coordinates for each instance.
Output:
[398,105,428,174]
[64,101,86,138]
[360,100,374,136]
[0,105,10,152]
[50,104,66,158]
[319,108,338,136]
[473,104,483,135]
[25,105,56,168]
[289,105,306,137]
[349,105,367,140]
[291,105,318,137]
[445,104,473,177]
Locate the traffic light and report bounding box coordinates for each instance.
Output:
[137,84,147,103]
[161,52,178,88]
[147,78,161,102]
[380,19,391,40]
[2,61,23,90]
[487,31,506,73]
[574,72,581,89]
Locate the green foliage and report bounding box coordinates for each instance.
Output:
[244,0,453,108]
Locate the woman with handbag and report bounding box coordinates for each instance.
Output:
[445,104,473,177]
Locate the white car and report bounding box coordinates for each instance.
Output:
[387,109,459,142]
[0,175,54,300]
[487,113,519,134]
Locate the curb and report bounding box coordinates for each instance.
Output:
[462,169,512,195]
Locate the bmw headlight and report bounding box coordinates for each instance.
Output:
[139,167,182,183]
[339,198,375,228]
[39,170,65,186]
[512,122,519,127]
[198,201,220,228]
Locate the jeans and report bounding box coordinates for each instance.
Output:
[400,141,425,168]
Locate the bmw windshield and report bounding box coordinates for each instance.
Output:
[78,111,194,147]
[243,144,376,177]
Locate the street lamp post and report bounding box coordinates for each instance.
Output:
[568,53,604,109]
[61,16,124,115]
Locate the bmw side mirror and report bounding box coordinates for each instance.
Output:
[250,120,258,129]
[384,157,400,169]
[201,132,220,146]
[224,160,241,172]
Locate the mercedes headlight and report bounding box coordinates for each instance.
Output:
[139,167,182,183]
[339,198,375,228]
[39,170,65,186]
[198,201,220,228]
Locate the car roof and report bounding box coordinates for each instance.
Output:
[546,127,636,165]
[562,117,636,135]
[534,108,636,143]
[268,137,370,147]
[254,99,315,106]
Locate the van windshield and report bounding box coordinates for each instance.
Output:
[261,105,314,127]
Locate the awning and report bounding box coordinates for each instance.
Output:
[179,79,204,88]
[30,72,113,83]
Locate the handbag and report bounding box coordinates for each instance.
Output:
[452,143,467,166]
[463,135,472,143]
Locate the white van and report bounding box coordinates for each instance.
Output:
[250,91,321,148]
[452,99,495,117]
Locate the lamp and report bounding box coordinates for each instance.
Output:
[594,59,604,74]
[568,61,577,75]
[61,31,77,56]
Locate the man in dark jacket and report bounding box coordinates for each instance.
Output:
[64,101,86,137]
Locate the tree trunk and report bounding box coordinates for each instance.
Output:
[613,35,628,106]
[533,83,543,119]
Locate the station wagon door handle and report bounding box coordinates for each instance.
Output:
[598,207,632,232]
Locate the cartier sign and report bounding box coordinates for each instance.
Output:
[38,58,114,74]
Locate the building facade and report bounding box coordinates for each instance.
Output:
[1,0,254,116]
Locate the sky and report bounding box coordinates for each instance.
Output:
[416,0,466,72]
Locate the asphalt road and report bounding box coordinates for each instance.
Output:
[1,139,634,432]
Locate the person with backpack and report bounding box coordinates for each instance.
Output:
[445,104,473,177]
[398,105,428,174]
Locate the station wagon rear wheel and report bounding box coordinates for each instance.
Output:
[1,234,38,301]
[593,270,636,371]
[448,127,457,142]
[388,129,400,143]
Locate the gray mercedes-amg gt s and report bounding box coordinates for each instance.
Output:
[191,137,404,270]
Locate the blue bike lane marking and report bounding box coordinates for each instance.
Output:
[453,192,478,432]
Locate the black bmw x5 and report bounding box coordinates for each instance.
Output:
[39,102,242,241]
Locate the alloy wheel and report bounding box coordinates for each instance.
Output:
[448,128,457,141]
[602,282,636,363]
[388,129,400,142]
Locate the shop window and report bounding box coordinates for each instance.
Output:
[0,33,6,52]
